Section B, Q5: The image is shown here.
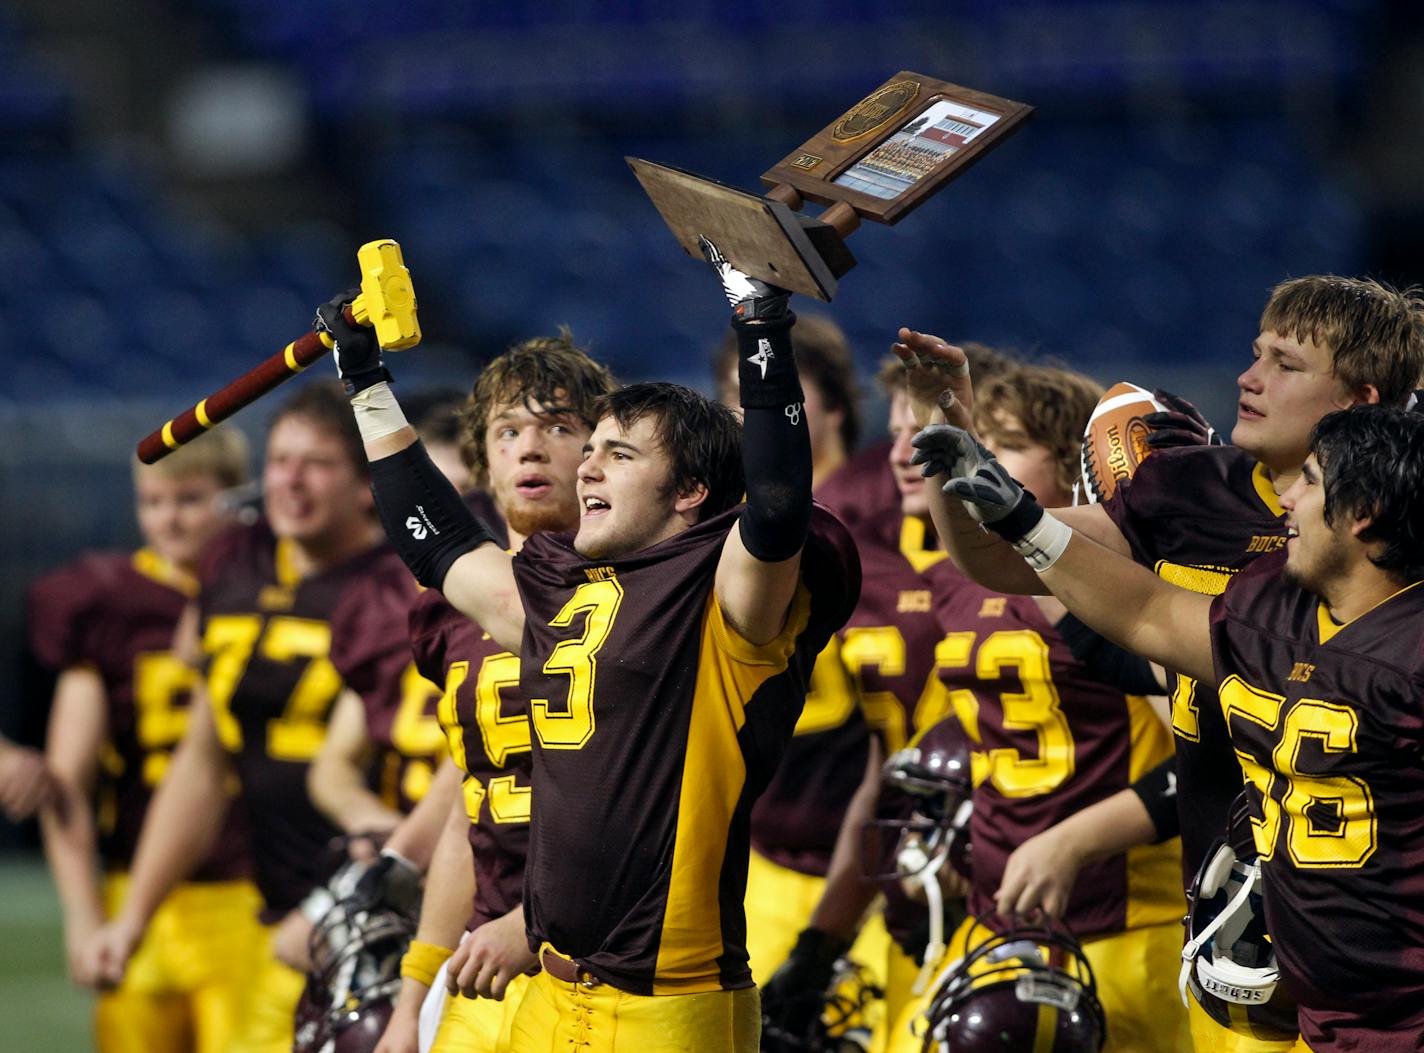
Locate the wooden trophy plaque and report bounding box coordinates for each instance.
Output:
[628,72,1032,300]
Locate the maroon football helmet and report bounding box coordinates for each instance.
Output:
[862,713,974,885]
[1179,792,1298,1040]
[918,916,1105,1053]
[292,868,415,1053]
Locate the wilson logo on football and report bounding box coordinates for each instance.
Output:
[405,515,427,540]
[1079,382,1167,504]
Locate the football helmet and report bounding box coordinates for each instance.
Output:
[1179,793,1298,1040]
[916,916,1105,1053]
[862,715,973,992]
[293,854,421,1053]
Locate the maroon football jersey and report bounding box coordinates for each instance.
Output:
[923,560,1183,939]
[26,550,250,881]
[327,549,446,815]
[1104,444,1288,882]
[408,587,530,932]
[513,504,859,995]
[1212,555,1424,1049]
[198,521,374,919]
[748,449,900,876]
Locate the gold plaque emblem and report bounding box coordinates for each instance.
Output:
[790,153,823,171]
[832,81,921,142]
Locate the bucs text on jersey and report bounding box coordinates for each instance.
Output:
[1103,443,1288,882]
[1211,554,1424,1050]
[513,504,860,994]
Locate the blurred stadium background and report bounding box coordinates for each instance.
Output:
[1,0,1421,1044]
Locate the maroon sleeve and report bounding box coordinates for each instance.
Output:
[26,554,125,670]
[327,553,417,698]
[407,588,451,687]
[1099,445,1172,565]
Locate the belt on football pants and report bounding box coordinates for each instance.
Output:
[541,947,602,988]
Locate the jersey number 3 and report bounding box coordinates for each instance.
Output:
[531,578,625,750]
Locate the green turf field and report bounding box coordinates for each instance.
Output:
[0,853,95,1052]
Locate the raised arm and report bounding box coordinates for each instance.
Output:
[316,294,524,650]
[916,424,1216,682]
[699,240,811,645]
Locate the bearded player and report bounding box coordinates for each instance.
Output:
[30,429,263,1053]
[884,362,1187,1053]
[907,277,1424,1052]
[326,240,859,1051]
[921,403,1424,1051]
[86,381,388,1053]
[341,333,616,1053]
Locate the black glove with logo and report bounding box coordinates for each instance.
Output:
[1143,389,1220,449]
[316,288,390,396]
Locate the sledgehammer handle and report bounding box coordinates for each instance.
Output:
[135,313,348,464]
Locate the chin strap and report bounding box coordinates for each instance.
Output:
[1178,856,1260,1007]
[911,850,949,996]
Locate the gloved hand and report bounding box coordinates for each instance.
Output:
[698,235,791,328]
[348,850,423,924]
[316,288,389,395]
[1143,389,1220,449]
[760,928,851,1050]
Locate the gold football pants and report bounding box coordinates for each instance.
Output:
[429,973,532,1053]
[97,872,264,1053]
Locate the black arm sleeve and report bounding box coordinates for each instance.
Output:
[1129,754,1181,844]
[368,441,497,589]
[1056,612,1165,695]
[735,314,812,563]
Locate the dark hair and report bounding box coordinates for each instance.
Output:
[461,328,617,483]
[1311,404,1424,583]
[594,382,744,522]
[1261,276,1424,407]
[269,379,367,476]
[402,387,467,447]
[713,314,861,451]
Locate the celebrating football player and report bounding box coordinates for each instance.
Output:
[885,362,1189,1053]
[30,428,263,1053]
[920,402,1424,1051]
[86,381,388,1053]
[905,277,1424,1051]
[328,239,860,1052]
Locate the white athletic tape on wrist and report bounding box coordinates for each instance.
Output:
[351,381,410,442]
[1011,511,1072,572]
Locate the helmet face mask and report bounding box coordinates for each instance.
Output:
[920,917,1106,1053]
[293,897,414,1053]
[761,956,884,1053]
[863,718,974,885]
[1179,836,1298,1040]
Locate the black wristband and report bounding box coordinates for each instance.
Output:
[1129,755,1181,844]
[369,441,496,589]
[981,488,1046,545]
[736,318,812,562]
[343,366,394,398]
[1057,613,1164,695]
[735,313,803,409]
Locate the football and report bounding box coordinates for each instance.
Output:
[1079,381,1168,504]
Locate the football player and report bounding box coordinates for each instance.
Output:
[86,380,388,1053]
[921,402,1424,1052]
[712,316,892,991]
[30,428,263,1053]
[902,277,1424,1051]
[758,346,1015,1045]
[307,391,474,847]
[356,333,616,1053]
[886,363,1188,1053]
[328,241,860,1051]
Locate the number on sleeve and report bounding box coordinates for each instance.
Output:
[132,652,200,786]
